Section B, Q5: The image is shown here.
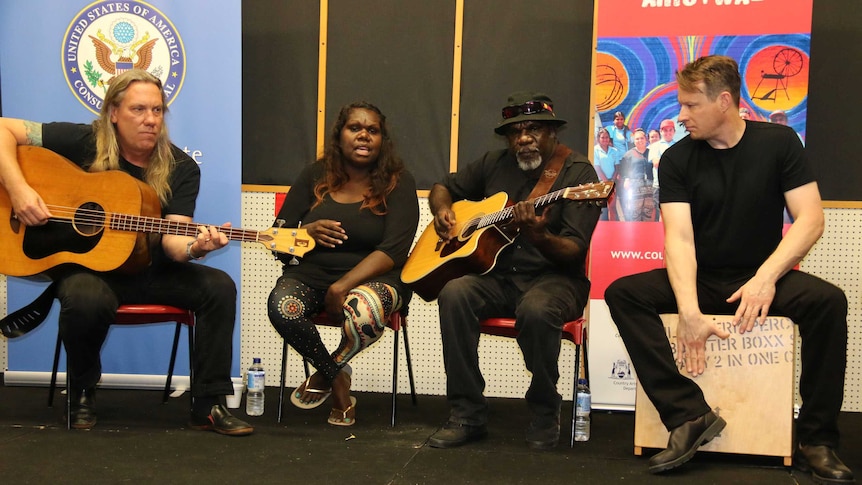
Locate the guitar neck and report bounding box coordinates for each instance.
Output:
[476,187,568,229]
[111,213,262,242]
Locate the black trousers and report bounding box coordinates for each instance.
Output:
[437,272,589,425]
[605,268,847,447]
[56,261,237,398]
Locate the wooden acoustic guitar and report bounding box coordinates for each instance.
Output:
[401,181,614,301]
[0,146,314,278]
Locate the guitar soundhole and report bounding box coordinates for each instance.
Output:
[73,202,106,236]
[460,221,477,240]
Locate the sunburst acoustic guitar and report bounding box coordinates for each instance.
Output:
[0,146,314,278]
[401,181,614,301]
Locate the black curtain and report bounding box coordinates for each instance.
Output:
[242,1,320,186]
[241,0,860,201]
[807,0,861,201]
[458,0,595,167]
[325,0,456,189]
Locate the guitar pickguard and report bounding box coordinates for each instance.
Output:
[23,220,103,259]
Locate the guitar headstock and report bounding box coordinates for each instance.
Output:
[561,181,615,202]
[256,227,316,257]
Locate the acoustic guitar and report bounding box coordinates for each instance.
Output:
[0,146,314,278]
[401,181,614,301]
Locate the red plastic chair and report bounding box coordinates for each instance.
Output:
[277,311,417,426]
[479,317,588,447]
[48,304,196,428]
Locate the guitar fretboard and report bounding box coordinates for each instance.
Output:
[474,183,610,229]
[110,213,268,243]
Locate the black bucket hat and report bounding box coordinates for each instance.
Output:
[494,91,567,135]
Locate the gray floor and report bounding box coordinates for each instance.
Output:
[0,382,858,484]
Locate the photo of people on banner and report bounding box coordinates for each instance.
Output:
[594,34,809,225]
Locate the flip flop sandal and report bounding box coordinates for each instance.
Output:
[290,375,332,410]
[289,364,352,410]
[327,396,357,427]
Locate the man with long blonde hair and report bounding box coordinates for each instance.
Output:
[0,70,252,436]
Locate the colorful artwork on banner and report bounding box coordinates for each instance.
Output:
[589,0,812,409]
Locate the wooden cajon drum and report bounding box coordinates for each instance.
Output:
[633,314,796,466]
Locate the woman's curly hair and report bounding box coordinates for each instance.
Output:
[312,101,404,215]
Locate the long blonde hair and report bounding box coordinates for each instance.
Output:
[90,69,174,206]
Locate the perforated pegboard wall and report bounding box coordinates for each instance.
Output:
[799,208,861,411]
[240,195,861,411]
[240,193,578,400]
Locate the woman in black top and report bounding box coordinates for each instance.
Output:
[268,102,419,426]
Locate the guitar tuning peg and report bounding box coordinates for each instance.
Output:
[289,256,300,266]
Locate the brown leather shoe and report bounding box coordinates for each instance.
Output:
[794,444,855,484]
[648,411,726,474]
[68,387,97,430]
[428,421,487,448]
[189,404,254,436]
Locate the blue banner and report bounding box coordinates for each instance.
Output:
[0,0,242,381]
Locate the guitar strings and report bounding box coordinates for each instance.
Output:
[38,203,266,242]
[472,182,610,229]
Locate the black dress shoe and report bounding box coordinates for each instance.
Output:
[67,387,97,430]
[189,404,254,436]
[428,421,487,448]
[648,411,726,474]
[794,444,855,484]
[525,416,560,450]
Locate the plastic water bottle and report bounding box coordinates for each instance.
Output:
[246,357,265,416]
[574,378,591,442]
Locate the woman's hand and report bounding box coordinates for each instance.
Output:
[324,284,349,325]
[305,219,347,248]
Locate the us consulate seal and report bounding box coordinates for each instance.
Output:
[62,0,186,114]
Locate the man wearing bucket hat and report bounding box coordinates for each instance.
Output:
[426,91,602,450]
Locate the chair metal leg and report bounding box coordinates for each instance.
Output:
[278,340,288,423]
[571,340,582,448]
[163,322,182,403]
[65,354,71,430]
[187,324,195,410]
[391,328,399,427]
[582,328,590,384]
[402,324,417,405]
[48,333,62,407]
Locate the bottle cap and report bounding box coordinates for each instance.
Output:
[578,378,588,385]
[253,357,261,364]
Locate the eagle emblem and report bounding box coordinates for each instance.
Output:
[89,30,158,85]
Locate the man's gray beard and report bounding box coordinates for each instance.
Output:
[517,154,542,171]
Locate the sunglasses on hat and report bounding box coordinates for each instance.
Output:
[501,101,554,120]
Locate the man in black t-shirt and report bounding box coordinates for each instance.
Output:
[0,70,252,436]
[605,56,852,482]
[426,92,601,450]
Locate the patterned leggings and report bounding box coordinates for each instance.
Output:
[267,277,402,382]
